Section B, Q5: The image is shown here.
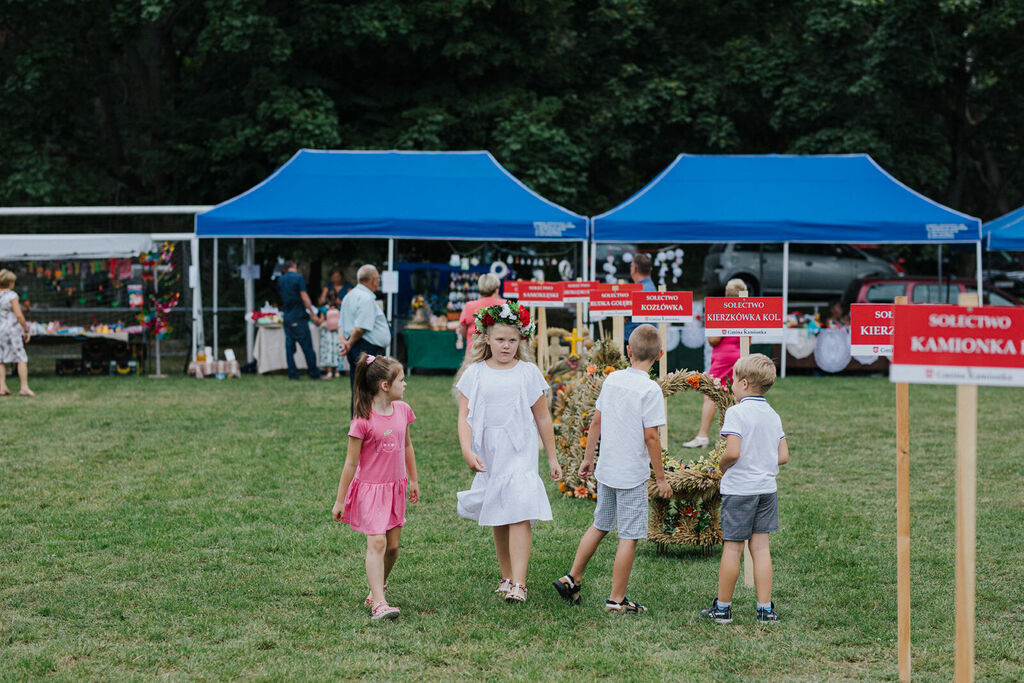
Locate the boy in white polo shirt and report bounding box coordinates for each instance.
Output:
[700,353,789,624]
[553,324,673,614]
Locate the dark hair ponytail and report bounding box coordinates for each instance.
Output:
[352,353,403,419]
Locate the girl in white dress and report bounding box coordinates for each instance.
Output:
[456,300,561,603]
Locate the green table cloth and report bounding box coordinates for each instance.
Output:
[402,329,464,372]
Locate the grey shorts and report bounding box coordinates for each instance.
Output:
[721,492,779,541]
[593,481,649,540]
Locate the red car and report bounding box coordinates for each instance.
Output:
[851,277,1023,306]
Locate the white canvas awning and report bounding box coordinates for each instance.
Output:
[0,233,192,260]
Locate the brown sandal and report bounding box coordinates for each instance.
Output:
[505,583,527,603]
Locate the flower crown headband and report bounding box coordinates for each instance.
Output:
[474,299,536,338]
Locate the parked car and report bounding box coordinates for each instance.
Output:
[983,250,1024,297]
[703,243,898,297]
[849,276,1023,306]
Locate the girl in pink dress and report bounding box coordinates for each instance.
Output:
[683,279,747,448]
[332,354,419,621]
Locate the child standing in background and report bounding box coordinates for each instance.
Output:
[332,354,419,621]
[700,353,788,624]
[456,300,562,604]
[316,289,342,379]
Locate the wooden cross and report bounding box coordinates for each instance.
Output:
[564,327,585,356]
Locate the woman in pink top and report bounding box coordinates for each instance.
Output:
[683,279,747,448]
[458,273,504,358]
[332,354,419,621]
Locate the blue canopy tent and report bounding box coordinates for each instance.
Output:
[592,153,982,374]
[194,149,587,360]
[986,204,1024,250]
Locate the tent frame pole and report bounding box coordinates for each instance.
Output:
[190,235,203,364]
[975,241,983,296]
[245,238,255,362]
[212,237,219,360]
[387,238,395,357]
[781,242,789,378]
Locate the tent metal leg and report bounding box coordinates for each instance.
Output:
[781,242,789,378]
[387,238,395,357]
[245,238,255,363]
[213,237,219,360]
[190,234,203,364]
[976,241,983,296]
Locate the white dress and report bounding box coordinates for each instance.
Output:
[456,360,553,526]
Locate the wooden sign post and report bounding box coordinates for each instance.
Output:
[563,280,595,342]
[851,300,907,678]
[704,292,784,588]
[890,294,1024,682]
[518,281,564,376]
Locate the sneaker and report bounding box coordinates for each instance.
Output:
[699,598,732,624]
[604,597,647,614]
[682,436,709,448]
[363,582,388,607]
[370,600,400,621]
[756,602,780,623]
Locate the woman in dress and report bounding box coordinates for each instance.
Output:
[0,269,35,396]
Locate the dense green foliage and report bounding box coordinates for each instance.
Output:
[1,375,1023,677]
[2,1,1022,218]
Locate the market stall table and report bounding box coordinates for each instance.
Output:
[252,322,327,374]
[187,359,242,378]
[402,328,463,373]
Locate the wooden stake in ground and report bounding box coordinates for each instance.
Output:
[738,291,753,588]
[537,306,548,376]
[955,292,979,683]
[894,295,911,682]
[658,285,669,450]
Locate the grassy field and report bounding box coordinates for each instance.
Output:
[1,372,1022,679]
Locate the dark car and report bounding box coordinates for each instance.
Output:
[983,251,1024,297]
[850,276,1023,306]
[703,243,897,297]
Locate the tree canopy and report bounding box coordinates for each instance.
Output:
[2,0,1022,219]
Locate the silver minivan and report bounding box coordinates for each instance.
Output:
[703,243,898,296]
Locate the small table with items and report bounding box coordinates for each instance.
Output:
[401,328,464,373]
[253,322,323,374]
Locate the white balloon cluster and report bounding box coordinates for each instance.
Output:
[654,247,685,287]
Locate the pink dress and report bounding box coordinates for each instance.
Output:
[459,296,505,358]
[343,401,416,535]
[708,336,740,385]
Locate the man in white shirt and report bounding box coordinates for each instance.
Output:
[339,264,392,415]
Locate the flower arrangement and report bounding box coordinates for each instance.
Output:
[474,299,536,338]
[410,294,426,309]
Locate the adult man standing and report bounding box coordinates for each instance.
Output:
[622,253,656,351]
[340,264,392,414]
[277,260,321,380]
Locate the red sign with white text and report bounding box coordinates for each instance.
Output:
[517,281,564,307]
[703,297,784,336]
[562,280,598,303]
[631,291,694,323]
[890,304,1024,387]
[502,280,520,298]
[850,304,894,355]
[590,283,643,317]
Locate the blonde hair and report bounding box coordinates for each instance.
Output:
[627,324,661,362]
[477,273,500,297]
[0,269,15,289]
[725,278,748,297]
[453,323,533,397]
[351,353,403,419]
[732,353,776,394]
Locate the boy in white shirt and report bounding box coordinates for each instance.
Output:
[553,324,673,614]
[701,353,789,624]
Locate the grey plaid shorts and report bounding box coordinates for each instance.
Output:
[721,492,779,541]
[593,480,649,540]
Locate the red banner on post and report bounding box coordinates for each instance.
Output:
[889,304,1024,386]
[703,297,784,336]
[590,283,643,317]
[631,291,693,323]
[562,280,598,303]
[850,303,895,355]
[517,281,564,307]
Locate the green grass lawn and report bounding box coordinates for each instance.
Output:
[1,373,1022,679]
